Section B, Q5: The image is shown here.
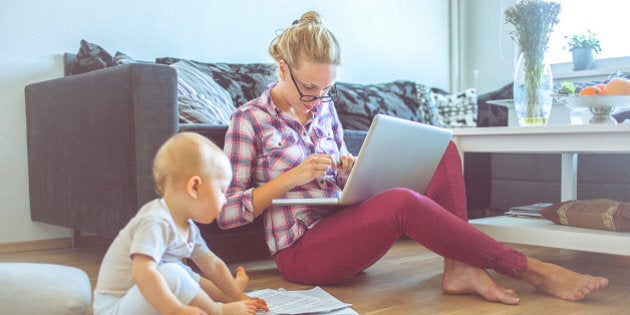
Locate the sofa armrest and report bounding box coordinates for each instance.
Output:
[25,63,178,237]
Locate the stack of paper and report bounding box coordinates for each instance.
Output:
[248,286,357,315]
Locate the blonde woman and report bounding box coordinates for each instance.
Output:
[218,11,608,305]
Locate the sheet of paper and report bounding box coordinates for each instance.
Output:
[249,286,357,315]
[288,287,358,315]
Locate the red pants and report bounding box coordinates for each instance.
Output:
[274,142,527,285]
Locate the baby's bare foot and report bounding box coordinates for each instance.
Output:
[234,266,250,291]
[442,259,520,305]
[522,258,608,301]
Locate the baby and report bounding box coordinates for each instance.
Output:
[93,132,267,315]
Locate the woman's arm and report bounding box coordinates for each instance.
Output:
[218,111,259,228]
[250,153,337,215]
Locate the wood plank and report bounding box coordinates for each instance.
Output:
[0,237,71,254]
[1,238,629,313]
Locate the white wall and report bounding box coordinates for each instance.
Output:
[459,0,517,94]
[0,0,450,244]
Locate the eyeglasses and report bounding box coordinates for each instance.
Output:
[287,65,337,103]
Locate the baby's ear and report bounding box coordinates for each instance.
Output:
[186,176,202,198]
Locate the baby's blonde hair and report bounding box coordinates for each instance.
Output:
[269,11,341,70]
[152,132,229,196]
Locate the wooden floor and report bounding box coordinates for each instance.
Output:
[1,238,629,314]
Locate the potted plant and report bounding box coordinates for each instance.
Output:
[564,30,602,71]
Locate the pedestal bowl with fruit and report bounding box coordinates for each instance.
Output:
[557,77,630,124]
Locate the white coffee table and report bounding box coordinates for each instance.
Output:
[451,124,630,255]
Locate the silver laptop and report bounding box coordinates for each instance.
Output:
[271,114,453,206]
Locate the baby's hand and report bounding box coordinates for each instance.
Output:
[237,295,269,313]
[246,297,269,312]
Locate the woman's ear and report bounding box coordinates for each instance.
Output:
[186,176,202,199]
[278,60,288,80]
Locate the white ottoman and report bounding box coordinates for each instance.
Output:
[0,263,92,315]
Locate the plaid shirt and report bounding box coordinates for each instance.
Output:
[217,82,350,255]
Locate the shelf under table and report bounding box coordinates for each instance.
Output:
[469,216,630,256]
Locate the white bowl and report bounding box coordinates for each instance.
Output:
[560,95,630,110]
[555,95,630,124]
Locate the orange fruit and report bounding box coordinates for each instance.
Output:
[595,83,606,91]
[603,77,630,95]
[579,85,603,96]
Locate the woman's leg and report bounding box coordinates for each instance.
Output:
[426,141,468,221]
[420,142,524,303]
[275,187,608,302]
[423,141,608,302]
[275,188,527,285]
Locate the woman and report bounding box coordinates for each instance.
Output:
[217,11,608,305]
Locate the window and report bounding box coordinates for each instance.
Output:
[546,0,630,64]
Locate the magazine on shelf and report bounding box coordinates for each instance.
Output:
[503,202,553,218]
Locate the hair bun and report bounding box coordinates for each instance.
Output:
[298,11,322,25]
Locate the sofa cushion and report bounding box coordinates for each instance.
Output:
[69,39,116,75]
[157,57,276,107]
[334,80,422,131]
[113,51,138,65]
[416,83,444,127]
[431,88,478,128]
[170,60,236,125]
[539,199,630,231]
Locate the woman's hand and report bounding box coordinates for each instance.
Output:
[250,153,355,215]
[334,154,356,176]
[286,153,335,187]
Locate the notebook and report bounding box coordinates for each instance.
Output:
[271,114,453,206]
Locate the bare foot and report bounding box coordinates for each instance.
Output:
[442,259,520,305]
[234,266,250,291]
[521,258,609,301]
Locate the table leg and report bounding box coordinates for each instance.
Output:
[561,152,577,201]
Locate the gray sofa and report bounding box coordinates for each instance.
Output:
[27,53,490,261]
[26,56,273,261]
[26,51,630,262]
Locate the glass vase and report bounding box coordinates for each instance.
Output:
[513,53,554,126]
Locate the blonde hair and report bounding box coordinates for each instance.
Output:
[269,11,341,70]
[152,132,229,195]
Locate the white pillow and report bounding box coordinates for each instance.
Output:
[0,263,92,315]
[432,88,478,128]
